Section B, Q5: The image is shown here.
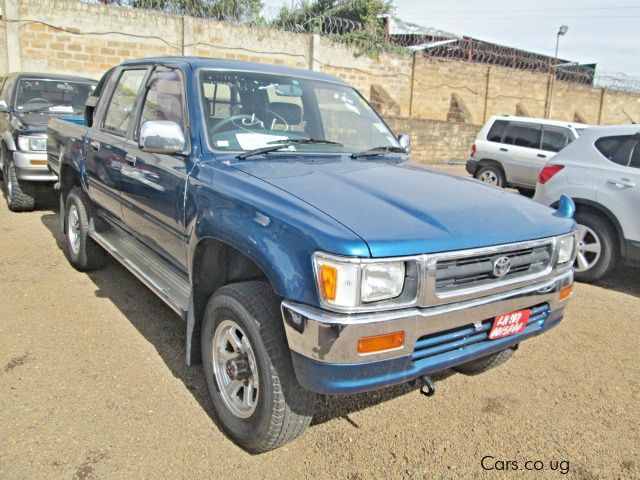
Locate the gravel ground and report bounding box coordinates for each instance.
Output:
[1,172,639,479]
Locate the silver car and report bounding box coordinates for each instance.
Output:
[534,125,640,281]
[466,115,587,195]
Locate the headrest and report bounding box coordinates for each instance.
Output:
[267,102,302,125]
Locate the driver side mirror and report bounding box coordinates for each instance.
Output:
[139,120,186,155]
[0,100,9,113]
[398,134,411,153]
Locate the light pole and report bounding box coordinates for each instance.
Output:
[546,25,569,119]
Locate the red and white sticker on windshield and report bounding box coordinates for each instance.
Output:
[489,309,531,340]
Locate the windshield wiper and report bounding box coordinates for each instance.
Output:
[237,138,343,160]
[350,146,407,159]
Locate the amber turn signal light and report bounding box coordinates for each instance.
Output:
[357,331,405,354]
[320,264,337,301]
[29,160,48,166]
[560,284,573,300]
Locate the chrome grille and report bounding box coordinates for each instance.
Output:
[434,243,553,294]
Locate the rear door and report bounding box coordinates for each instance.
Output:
[529,125,574,183]
[596,135,640,243]
[84,67,148,219]
[119,67,189,269]
[500,122,543,185]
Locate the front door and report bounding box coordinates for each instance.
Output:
[501,122,543,186]
[119,68,189,269]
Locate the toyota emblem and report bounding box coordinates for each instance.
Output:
[492,256,511,277]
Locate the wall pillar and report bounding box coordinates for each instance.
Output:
[309,34,320,71]
[3,0,21,73]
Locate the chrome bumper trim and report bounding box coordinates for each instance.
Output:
[13,151,57,182]
[282,269,573,364]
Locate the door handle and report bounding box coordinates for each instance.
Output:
[607,178,636,188]
[89,140,100,152]
[500,147,508,152]
[537,154,547,158]
[125,154,137,166]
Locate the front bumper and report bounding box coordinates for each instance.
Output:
[282,269,573,394]
[12,151,57,182]
[466,158,479,176]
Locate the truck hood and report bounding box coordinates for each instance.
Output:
[232,158,574,257]
[11,111,83,132]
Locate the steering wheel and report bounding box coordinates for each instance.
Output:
[24,97,53,106]
[210,114,265,135]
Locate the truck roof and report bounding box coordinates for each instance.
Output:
[6,72,97,83]
[120,56,349,86]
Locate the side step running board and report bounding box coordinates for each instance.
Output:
[90,227,190,319]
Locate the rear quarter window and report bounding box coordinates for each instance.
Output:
[486,120,508,142]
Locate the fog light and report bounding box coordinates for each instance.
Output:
[560,284,573,300]
[357,331,404,355]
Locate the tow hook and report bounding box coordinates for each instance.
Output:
[419,375,436,397]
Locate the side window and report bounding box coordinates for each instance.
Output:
[512,124,541,149]
[139,70,185,129]
[630,143,640,169]
[595,135,636,166]
[103,69,147,136]
[487,120,508,142]
[541,126,572,153]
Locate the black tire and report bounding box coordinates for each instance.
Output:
[64,187,106,271]
[3,151,35,212]
[475,164,505,188]
[202,281,316,453]
[454,348,514,376]
[574,210,617,282]
[516,187,535,198]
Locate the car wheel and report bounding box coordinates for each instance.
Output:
[4,155,35,212]
[202,281,316,453]
[453,348,515,375]
[64,187,106,271]
[574,211,617,282]
[476,164,505,187]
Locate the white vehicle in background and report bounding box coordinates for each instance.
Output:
[466,115,587,195]
[534,125,640,281]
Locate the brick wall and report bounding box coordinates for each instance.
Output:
[1,0,640,164]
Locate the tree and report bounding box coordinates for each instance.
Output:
[130,0,263,22]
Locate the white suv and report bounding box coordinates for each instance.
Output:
[534,125,640,281]
[467,115,587,194]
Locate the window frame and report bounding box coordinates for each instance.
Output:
[99,66,151,138]
[505,122,542,150]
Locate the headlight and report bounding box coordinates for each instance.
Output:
[557,235,575,265]
[314,253,410,310]
[18,135,47,152]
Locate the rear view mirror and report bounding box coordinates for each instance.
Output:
[275,84,303,98]
[398,134,411,153]
[0,100,9,113]
[139,120,186,155]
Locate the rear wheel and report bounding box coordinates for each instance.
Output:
[202,281,316,453]
[573,210,616,282]
[64,187,105,271]
[3,152,35,212]
[475,164,505,187]
[454,348,515,375]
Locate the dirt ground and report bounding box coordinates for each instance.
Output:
[1,169,639,479]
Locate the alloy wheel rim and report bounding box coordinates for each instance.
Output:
[212,319,259,418]
[67,205,81,255]
[479,170,499,185]
[575,224,601,272]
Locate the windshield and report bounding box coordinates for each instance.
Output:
[199,70,401,154]
[14,78,96,113]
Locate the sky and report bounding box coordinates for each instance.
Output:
[261,0,640,77]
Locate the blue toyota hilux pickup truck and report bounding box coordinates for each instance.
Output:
[48,57,577,452]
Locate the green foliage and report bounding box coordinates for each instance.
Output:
[130,0,263,22]
[272,0,400,58]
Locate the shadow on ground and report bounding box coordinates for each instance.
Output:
[38,209,457,436]
[591,265,640,298]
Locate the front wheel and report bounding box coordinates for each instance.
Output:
[3,155,35,212]
[202,281,316,453]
